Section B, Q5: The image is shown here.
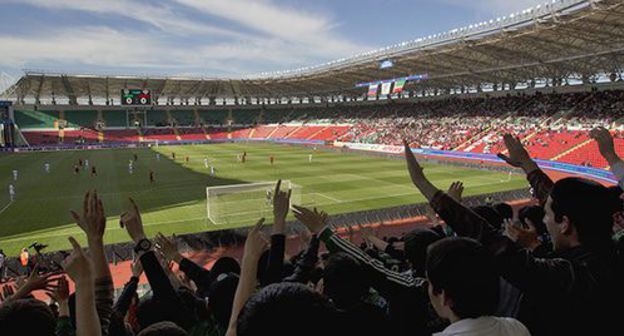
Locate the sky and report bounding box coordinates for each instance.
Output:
[0,0,547,83]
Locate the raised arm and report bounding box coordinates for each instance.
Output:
[590,127,624,187]
[403,141,495,241]
[63,237,101,336]
[497,134,553,206]
[113,259,142,317]
[263,180,291,285]
[70,190,113,335]
[292,205,425,297]
[226,218,268,336]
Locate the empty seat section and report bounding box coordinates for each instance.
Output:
[105,130,140,142]
[288,126,324,140]
[198,110,228,125]
[231,110,257,125]
[269,126,298,138]
[65,110,98,128]
[147,110,169,127]
[102,110,127,127]
[171,110,196,126]
[22,131,60,145]
[14,110,59,129]
[251,126,275,138]
[178,127,206,140]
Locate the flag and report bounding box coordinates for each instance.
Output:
[392,79,407,93]
[381,82,392,95]
[367,83,379,96]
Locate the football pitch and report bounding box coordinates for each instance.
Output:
[0,143,527,255]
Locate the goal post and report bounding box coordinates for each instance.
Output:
[206,180,302,225]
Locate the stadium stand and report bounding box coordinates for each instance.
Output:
[14,109,59,129]
[102,110,127,128]
[64,110,98,128]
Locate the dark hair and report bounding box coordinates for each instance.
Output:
[237,283,338,336]
[550,178,616,250]
[403,228,442,277]
[471,206,504,232]
[606,186,624,212]
[323,252,368,308]
[137,321,188,336]
[136,296,193,331]
[494,202,513,220]
[0,299,56,336]
[108,310,131,336]
[426,237,499,319]
[518,205,547,236]
[208,273,239,329]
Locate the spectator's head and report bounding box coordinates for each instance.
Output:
[323,252,369,309]
[426,237,498,322]
[403,228,442,276]
[0,299,56,336]
[137,296,193,331]
[494,202,513,220]
[518,205,548,237]
[208,273,239,329]
[546,177,616,252]
[136,321,188,336]
[471,206,504,232]
[237,283,338,336]
[109,310,131,336]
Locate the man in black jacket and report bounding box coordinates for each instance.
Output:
[403,138,623,335]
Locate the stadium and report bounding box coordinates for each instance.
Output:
[1,0,624,335]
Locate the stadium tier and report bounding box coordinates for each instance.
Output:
[11,88,624,168]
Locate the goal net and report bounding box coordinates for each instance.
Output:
[206,181,302,225]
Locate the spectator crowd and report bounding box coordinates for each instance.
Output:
[1,125,624,336]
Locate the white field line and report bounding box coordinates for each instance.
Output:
[0,178,515,243]
[313,192,343,203]
[0,201,12,215]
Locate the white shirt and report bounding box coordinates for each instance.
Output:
[433,316,530,336]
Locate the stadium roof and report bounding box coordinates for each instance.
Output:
[5,0,624,105]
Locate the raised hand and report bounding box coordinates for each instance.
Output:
[590,127,621,165]
[272,180,292,234]
[403,139,426,185]
[120,198,146,243]
[243,218,269,262]
[1,284,15,301]
[503,218,541,251]
[62,237,94,285]
[497,134,538,173]
[23,265,61,292]
[292,205,328,234]
[447,181,464,203]
[155,233,183,263]
[70,190,106,243]
[45,276,70,303]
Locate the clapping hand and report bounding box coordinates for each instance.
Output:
[590,127,620,165]
[243,218,269,263]
[447,181,464,203]
[62,237,94,286]
[120,198,146,243]
[503,218,541,251]
[155,233,183,263]
[498,134,537,172]
[70,190,106,243]
[272,180,292,233]
[292,205,328,234]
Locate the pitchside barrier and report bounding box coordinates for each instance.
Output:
[335,142,618,185]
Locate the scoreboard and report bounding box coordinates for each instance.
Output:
[121,89,151,105]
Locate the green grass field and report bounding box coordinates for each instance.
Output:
[0,143,527,255]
